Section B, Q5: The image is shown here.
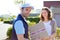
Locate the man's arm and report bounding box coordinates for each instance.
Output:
[17,34,24,40]
[14,20,25,40]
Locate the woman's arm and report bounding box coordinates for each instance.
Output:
[49,19,57,39]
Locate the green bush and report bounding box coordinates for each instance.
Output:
[56,27,60,36]
[4,21,10,23]
[26,17,40,23]
[3,20,13,24]
[28,22,36,26]
[7,27,12,38]
[0,18,3,21]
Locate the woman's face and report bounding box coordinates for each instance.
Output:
[41,10,48,18]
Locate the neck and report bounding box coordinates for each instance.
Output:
[44,17,48,22]
[21,14,25,18]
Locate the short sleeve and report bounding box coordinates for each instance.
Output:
[14,20,25,34]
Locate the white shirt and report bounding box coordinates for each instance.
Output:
[43,21,51,36]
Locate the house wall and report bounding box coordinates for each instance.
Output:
[44,1,60,8]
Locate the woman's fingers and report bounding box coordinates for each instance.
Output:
[42,37,50,40]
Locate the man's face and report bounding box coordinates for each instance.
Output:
[22,7,32,17]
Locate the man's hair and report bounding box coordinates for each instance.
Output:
[21,7,25,9]
[40,7,52,21]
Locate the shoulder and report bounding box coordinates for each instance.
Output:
[14,20,24,30]
[16,20,23,23]
[52,18,57,23]
[52,18,56,21]
[51,18,57,26]
[15,20,23,24]
[14,20,23,27]
[14,20,25,34]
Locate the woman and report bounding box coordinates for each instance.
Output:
[39,7,57,40]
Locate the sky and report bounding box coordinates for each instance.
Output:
[0,0,60,15]
[0,0,19,15]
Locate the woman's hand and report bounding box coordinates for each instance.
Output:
[49,33,56,40]
[49,35,53,40]
[40,37,50,40]
[41,36,53,40]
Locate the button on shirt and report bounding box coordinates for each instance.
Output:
[14,18,26,34]
[43,21,51,36]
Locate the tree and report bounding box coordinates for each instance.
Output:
[14,0,25,4]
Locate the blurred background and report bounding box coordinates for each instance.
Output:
[0,0,60,40]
